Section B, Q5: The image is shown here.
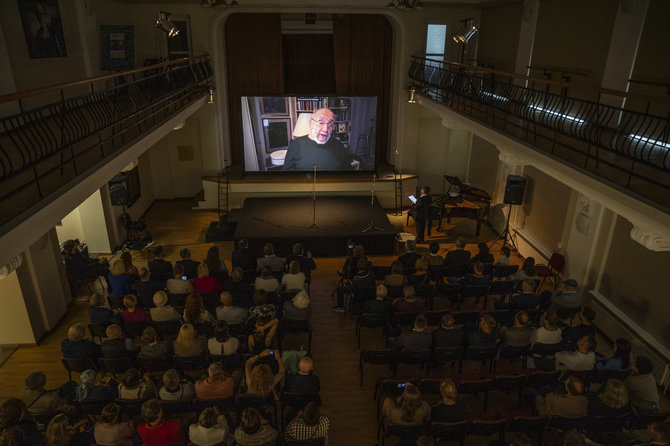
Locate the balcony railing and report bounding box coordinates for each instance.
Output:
[0,55,212,228]
[409,56,670,210]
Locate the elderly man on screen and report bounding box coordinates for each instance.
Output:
[282,108,355,171]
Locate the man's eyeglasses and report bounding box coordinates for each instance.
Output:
[310,118,335,130]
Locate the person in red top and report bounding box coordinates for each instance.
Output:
[136,399,184,446]
[194,263,224,294]
[195,362,235,400]
[121,294,151,322]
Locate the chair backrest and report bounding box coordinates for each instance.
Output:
[417,377,443,396]
[591,413,629,432]
[425,311,446,326]
[88,323,110,342]
[99,357,134,376]
[467,419,507,438]
[353,286,377,301]
[360,349,395,365]
[395,350,430,365]
[465,346,498,361]
[527,370,561,388]
[116,399,143,416]
[548,253,565,272]
[175,353,208,373]
[507,415,547,432]
[281,392,316,411]
[194,397,237,415]
[427,421,467,443]
[285,439,326,446]
[500,344,531,359]
[107,294,125,309]
[530,342,564,357]
[435,283,461,298]
[461,285,488,298]
[167,293,189,308]
[377,377,419,398]
[453,311,479,326]
[386,285,404,299]
[383,422,426,440]
[160,399,195,416]
[358,313,387,329]
[414,284,434,300]
[280,318,310,333]
[62,357,98,373]
[391,312,420,328]
[493,264,519,278]
[432,346,465,363]
[123,321,149,338]
[137,356,172,373]
[493,374,527,391]
[489,281,515,295]
[457,378,494,395]
[374,266,392,281]
[548,415,588,431]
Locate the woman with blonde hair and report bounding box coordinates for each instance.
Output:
[588,378,629,419]
[381,383,430,425]
[244,349,285,399]
[194,263,223,294]
[45,413,89,446]
[384,261,407,288]
[409,258,430,286]
[173,323,206,357]
[108,259,134,296]
[282,260,306,292]
[93,402,134,446]
[431,378,465,422]
[283,290,311,321]
[188,406,230,446]
[121,294,151,323]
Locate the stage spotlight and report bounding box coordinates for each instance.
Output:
[408,86,417,104]
[155,11,180,38]
[208,87,216,104]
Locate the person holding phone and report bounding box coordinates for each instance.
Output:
[381,383,430,426]
[166,263,194,294]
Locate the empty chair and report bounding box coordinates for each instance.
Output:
[99,357,134,379]
[464,346,498,373]
[427,421,466,446]
[499,344,530,368]
[456,377,494,411]
[356,313,387,349]
[359,349,395,387]
[394,350,431,377]
[460,285,489,310]
[535,253,565,289]
[432,346,464,374]
[136,356,172,374]
[526,369,561,389]
[493,374,527,409]
[453,311,479,327]
[175,353,208,377]
[390,312,420,330]
[488,281,515,304]
[278,318,312,351]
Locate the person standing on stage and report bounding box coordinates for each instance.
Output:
[414,186,432,243]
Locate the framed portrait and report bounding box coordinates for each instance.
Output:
[262,118,291,152]
[17,0,67,59]
[259,97,289,117]
[100,25,134,71]
[338,122,347,133]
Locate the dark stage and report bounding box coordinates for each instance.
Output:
[230,196,397,256]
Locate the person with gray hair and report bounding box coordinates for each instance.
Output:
[61,323,100,359]
[283,290,312,321]
[392,286,424,314]
[394,314,431,353]
[256,243,285,273]
[444,237,471,278]
[137,399,184,446]
[555,335,597,373]
[76,369,115,402]
[20,371,69,415]
[189,406,230,446]
[285,242,317,282]
[88,292,122,325]
[432,313,464,349]
[397,240,421,271]
[159,369,195,401]
[362,284,393,321]
[195,362,234,400]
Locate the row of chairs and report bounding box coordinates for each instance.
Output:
[372,263,521,283]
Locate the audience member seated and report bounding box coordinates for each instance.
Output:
[351,259,376,290]
[362,285,393,321]
[495,246,511,267]
[408,258,430,286]
[255,265,280,293]
[225,267,254,307]
[234,407,278,446]
[77,369,116,401]
[381,383,431,425]
[384,261,407,288]
[204,246,229,284]
[392,286,424,314]
[177,248,200,280]
[495,279,540,310]
[0,398,46,446]
[93,403,134,446]
[443,237,471,278]
[398,240,421,271]
[121,294,151,323]
[148,246,174,287]
[244,349,285,399]
[139,327,171,360]
[45,413,91,446]
[117,368,157,400]
[88,292,122,325]
[626,356,660,415]
[284,402,330,444]
[634,421,670,446]
[61,323,101,359]
[471,242,494,264]
[63,239,109,288]
[535,375,588,418]
[282,260,306,292]
[136,399,185,446]
[173,323,206,358]
[563,306,597,346]
[121,251,138,279]
[514,257,537,284]
[256,243,285,274]
[165,263,194,294]
[423,242,444,267]
[432,313,464,348]
[431,378,465,422]
[183,293,215,326]
[108,259,134,296]
[149,291,182,322]
[466,314,498,349]
[587,378,629,419]
[21,371,69,416]
[545,279,582,311]
[284,357,321,401]
[195,362,235,400]
[596,338,632,371]
[208,320,239,356]
[341,244,367,279]
[133,268,163,308]
[285,243,317,282]
[194,263,224,294]
[461,261,491,287]
[530,311,563,346]
[232,238,257,272]
[499,310,532,347]
[248,290,277,323]
[555,335,597,372]
[159,369,195,401]
[102,324,136,359]
[189,407,230,446]
[283,290,312,321]
[216,291,248,326]
[248,316,279,355]
[394,314,431,352]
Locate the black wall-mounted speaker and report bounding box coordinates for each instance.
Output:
[503,175,527,205]
[108,174,129,206]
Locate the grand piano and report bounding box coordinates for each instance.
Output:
[432,176,492,236]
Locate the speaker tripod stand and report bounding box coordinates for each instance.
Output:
[489,204,519,251]
[362,172,383,233]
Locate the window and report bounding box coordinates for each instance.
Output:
[425,23,447,66]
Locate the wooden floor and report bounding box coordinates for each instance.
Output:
[0,199,624,445]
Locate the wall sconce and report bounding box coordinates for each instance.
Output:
[208,87,216,104]
[408,86,417,104]
[155,11,180,37]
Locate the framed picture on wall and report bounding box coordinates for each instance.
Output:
[262,118,291,152]
[100,25,134,71]
[260,97,289,117]
[17,0,67,58]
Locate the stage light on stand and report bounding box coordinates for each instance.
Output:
[155,11,180,37]
[208,87,216,104]
[408,86,417,104]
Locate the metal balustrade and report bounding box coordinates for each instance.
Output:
[0,55,212,228]
[409,56,670,210]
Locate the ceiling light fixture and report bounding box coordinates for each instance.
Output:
[155,11,180,38]
[387,0,423,11]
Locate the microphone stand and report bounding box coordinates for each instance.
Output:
[362,171,384,233]
[309,163,319,229]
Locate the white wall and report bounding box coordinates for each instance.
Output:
[0,271,36,344]
[55,190,112,255]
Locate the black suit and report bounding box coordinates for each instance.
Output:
[414,194,432,242]
[133,280,164,308]
[444,249,471,277]
[432,327,465,348]
[176,259,200,280]
[232,248,257,272]
[398,252,422,272]
[284,373,321,402]
[148,258,173,286]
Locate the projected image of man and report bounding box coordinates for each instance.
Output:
[282,108,354,170]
